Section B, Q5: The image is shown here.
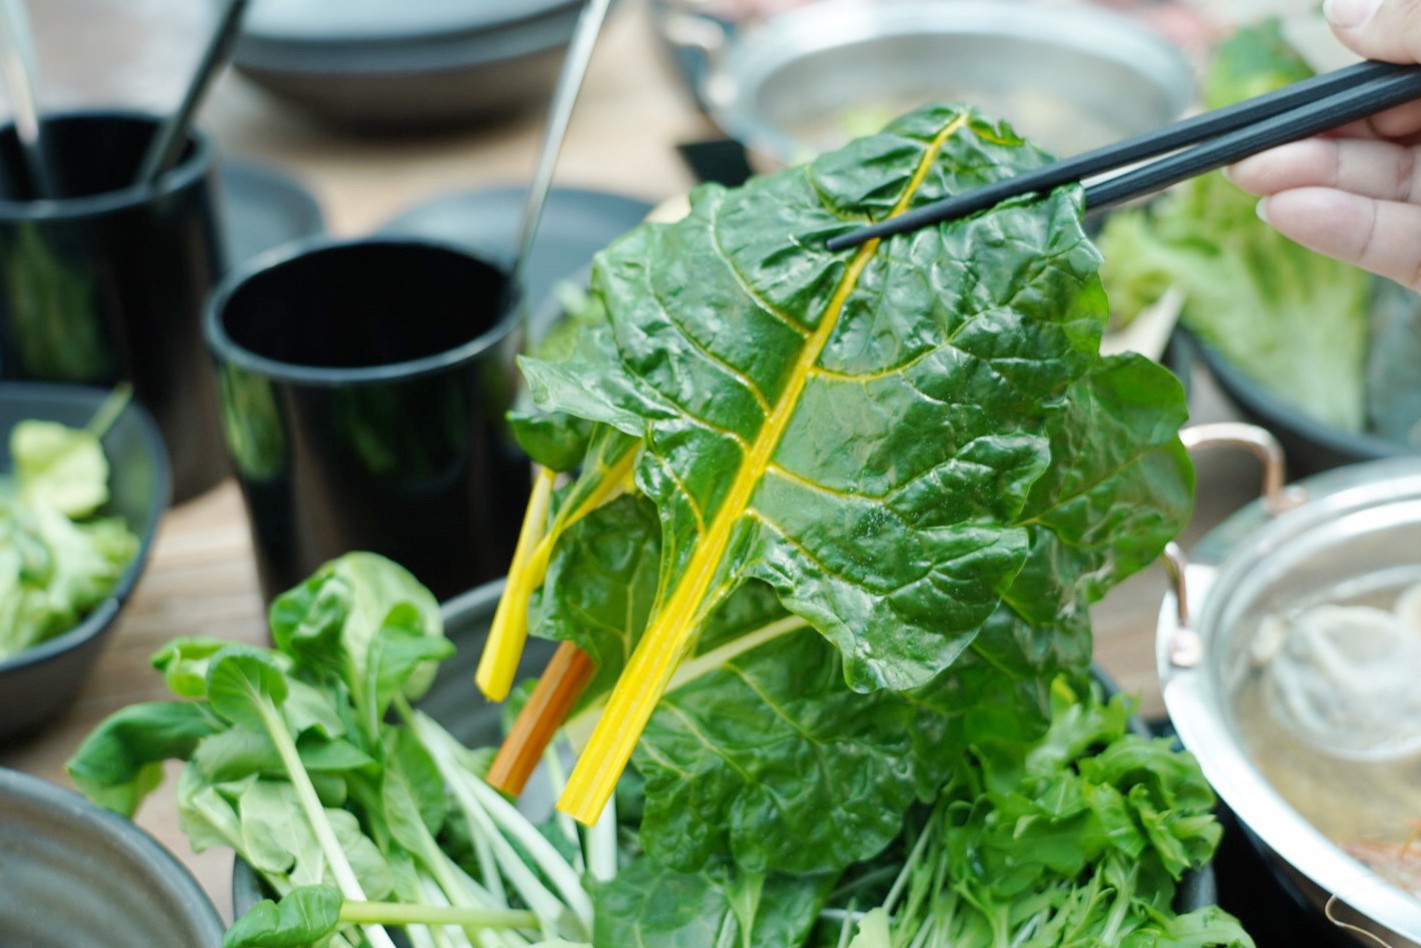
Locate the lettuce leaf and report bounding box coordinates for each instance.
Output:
[1098,19,1371,431]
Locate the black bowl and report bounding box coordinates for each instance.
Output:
[1180,330,1413,477]
[0,767,223,947]
[0,382,169,743]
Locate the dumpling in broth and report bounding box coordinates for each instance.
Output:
[1255,587,1421,760]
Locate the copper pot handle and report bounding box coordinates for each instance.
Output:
[1161,423,1308,668]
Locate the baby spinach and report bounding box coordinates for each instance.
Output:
[69,553,600,948]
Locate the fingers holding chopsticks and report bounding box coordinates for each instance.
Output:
[1250,184,1421,290]
[1324,0,1421,66]
[1230,137,1421,204]
[1229,133,1421,289]
[1228,0,1421,284]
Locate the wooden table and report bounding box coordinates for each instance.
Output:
[0,0,1263,924]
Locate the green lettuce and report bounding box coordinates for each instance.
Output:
[0,393,140,661]
[1098,20,1372,431]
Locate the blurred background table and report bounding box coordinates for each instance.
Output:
[0,0,1266,922]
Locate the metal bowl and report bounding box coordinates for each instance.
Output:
[1160,427,1421,945]
[696,0,1194,169]
[0,383,169,744]
[232,0,585,131]
[0,767,223,947]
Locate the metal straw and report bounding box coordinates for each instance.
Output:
[510,0,614,308]
[0,0,51,198]
[135,0,249,187]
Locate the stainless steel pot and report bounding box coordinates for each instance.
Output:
[1160,423,1421,945]
[681,0,1195,170]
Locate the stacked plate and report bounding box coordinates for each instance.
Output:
[233,0,584,130]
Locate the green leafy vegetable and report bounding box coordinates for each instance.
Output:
[1098,19,1371,431]
[593,857,835,948]
[494,103,1189,831]
[0,388,140,661]
[836,683,1254,948]
[69,553,600,948]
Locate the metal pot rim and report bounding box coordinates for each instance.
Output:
[1160,455,1421,942]
[702,0,1194,169]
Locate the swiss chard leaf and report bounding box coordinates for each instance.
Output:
[519,104,1191,822]
[592,855,835,948]
[634,627,956,874]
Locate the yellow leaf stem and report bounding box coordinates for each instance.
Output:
[556,115,970,824]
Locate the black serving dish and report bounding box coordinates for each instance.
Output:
[1183,330,1413,477]
[0,767,223,947]
[0,383,168,744]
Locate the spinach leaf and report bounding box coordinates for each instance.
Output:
[66,700,224,816]
[222,884,342,948]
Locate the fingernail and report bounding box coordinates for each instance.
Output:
[1255,198,1271,224]
[1324,0,1383,28]
[1220,164,1235,183]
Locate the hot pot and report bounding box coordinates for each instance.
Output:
[1160,422,1421,945]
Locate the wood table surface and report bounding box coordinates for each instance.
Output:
[0,0,1265,925]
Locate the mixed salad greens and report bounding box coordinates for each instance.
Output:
[0,388,139,661]
[69,553,1249,947]
[69,105,1253,945]
[1098,20,1374,433]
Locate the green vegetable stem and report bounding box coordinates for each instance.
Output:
[68,553,601,948]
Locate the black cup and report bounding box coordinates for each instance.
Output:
[205,236,531,603]
[0,111,230,502]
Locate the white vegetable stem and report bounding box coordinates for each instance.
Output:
[257,700,399,948]
[412,711,592,937]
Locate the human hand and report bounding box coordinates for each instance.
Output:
[1227,0,1421,289]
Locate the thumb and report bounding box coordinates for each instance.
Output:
[1326,0,1421,63]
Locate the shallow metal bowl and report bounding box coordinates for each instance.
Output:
[699,0,1194,168]
[1160,444,1421,945]
[0,767,223,947]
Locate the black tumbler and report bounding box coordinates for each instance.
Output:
[205,236,531,603]
[0,111,230,502]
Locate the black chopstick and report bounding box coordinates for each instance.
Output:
[1084,65,1421,213]
[825,59,1421,251]
[135,0,249,187]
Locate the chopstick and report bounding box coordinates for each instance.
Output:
[134,0,249,187]
[825,59,1421,251]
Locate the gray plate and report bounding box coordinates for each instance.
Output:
[379,185,652,312]
[220,161,325,269]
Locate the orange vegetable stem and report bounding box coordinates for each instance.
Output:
[485,641,595,796]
